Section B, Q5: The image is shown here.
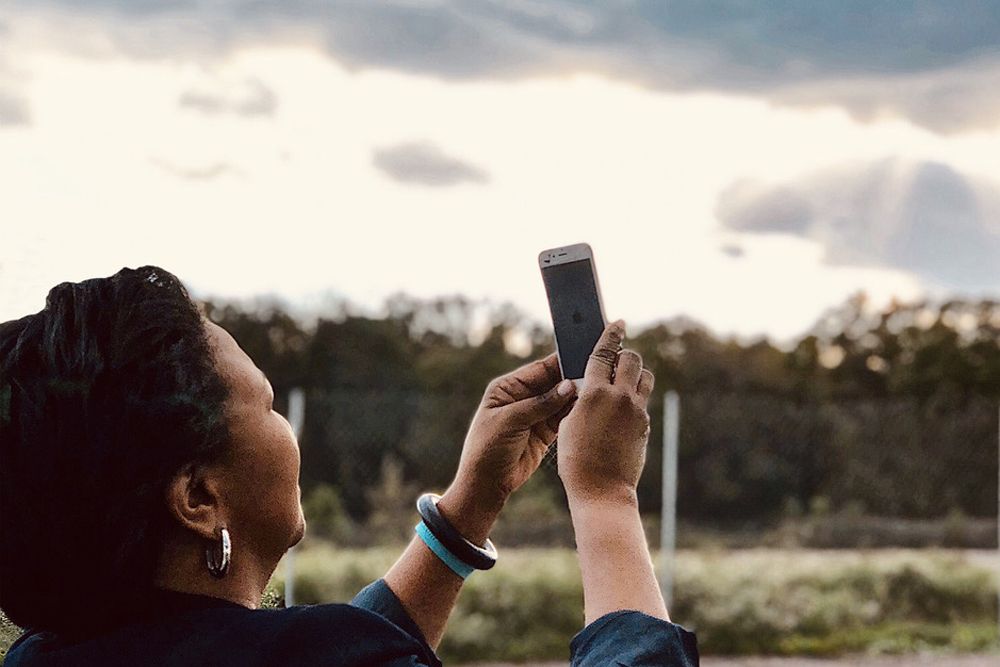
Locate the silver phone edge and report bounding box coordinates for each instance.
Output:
[538,243,608,383]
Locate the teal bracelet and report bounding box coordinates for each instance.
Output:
[415,521,475,579]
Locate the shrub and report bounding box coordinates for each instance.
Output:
[271,545,999,661]
[2,547,997,662]
[301,483,355,544]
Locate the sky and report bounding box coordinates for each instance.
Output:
[2,1,999,344]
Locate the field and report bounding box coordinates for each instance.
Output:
[265,541,1000,663]
[2,544,997,664]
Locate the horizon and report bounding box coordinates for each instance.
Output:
[182,282,993,356]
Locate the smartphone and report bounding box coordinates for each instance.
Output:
[538,243,608,388]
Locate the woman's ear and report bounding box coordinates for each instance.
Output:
[165,462,227,541]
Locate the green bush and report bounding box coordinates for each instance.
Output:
[668,549,997,656]
[270,543,586,663]
[301,483,356,544]
[491,473,575,546]
[2,547,998,663]
[269,545,998,662]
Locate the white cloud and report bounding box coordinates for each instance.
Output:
[8,1,1000,134]
[717,159,1000,291]
[372,142,488,187]
[0,38,991,342]
[0,90,29,126]
[179,77,278,117]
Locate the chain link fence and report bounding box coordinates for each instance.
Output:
[289,387,999,550]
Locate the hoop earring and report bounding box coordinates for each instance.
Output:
[206,526,231,579]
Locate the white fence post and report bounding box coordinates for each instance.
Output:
[660,391,680,606]
[285,387,306,607]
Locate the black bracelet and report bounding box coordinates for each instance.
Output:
[416,493,498,571]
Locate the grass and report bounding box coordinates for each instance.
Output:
[2,545,997,663]
[265,543,999,662]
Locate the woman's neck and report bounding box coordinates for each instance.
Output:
[152,527,277,610]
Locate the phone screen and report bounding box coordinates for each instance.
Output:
[541,258,605,379]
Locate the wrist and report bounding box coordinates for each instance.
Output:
[435,482,504,545]
[566,484,639,514]
[566,492,644,551]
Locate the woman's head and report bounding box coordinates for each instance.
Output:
[0,266,304,635]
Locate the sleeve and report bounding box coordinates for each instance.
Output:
[350,578,440,666]
[2,629,40,666]
[569,610,699,667]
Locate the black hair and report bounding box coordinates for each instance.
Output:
[0,266,231,637]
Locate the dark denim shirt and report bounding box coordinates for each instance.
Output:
[4,579,699,666]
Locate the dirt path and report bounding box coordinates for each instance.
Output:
[702,656,1000,666]
[464,655,1000,667]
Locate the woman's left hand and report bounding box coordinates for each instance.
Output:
[436,352,577,543]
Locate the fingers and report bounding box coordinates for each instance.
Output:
[546,396,576,430]
[491,352,562,402]
[637,368,654,400]
[533,420,559,448]
[583,319,625,387]
[615,349,642,388]
[506,377,577,426]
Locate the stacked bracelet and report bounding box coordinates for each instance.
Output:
[414,522,475,579]
[415,492,498,575]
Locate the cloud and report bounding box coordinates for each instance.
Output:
[0,19,30,128]
[719,243,745,259]
[716,159,1000,290]
[16,1,1000,134]
[0,90,30,127]
[372,142,489,187]
[771,57,1000,134]
[150,158,243,181]
[179,77,277,117]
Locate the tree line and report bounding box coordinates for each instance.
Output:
[203,293,999,525]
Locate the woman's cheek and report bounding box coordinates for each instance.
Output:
[270,415,300,480]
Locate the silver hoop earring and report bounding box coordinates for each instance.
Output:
[206,526,231,579]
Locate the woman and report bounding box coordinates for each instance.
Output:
[0,266,698,666]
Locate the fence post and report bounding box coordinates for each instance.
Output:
[660,390,680,606]
[285,387,306,607]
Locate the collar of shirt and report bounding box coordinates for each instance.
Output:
[141,587,252,615]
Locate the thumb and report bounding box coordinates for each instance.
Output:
[505,379,577,426]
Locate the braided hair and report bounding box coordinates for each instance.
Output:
[0,266,231,636]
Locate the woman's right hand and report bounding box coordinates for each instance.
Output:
[556,319,655,505]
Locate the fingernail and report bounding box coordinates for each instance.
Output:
[557,379,575,396]
[614,319,625,335]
